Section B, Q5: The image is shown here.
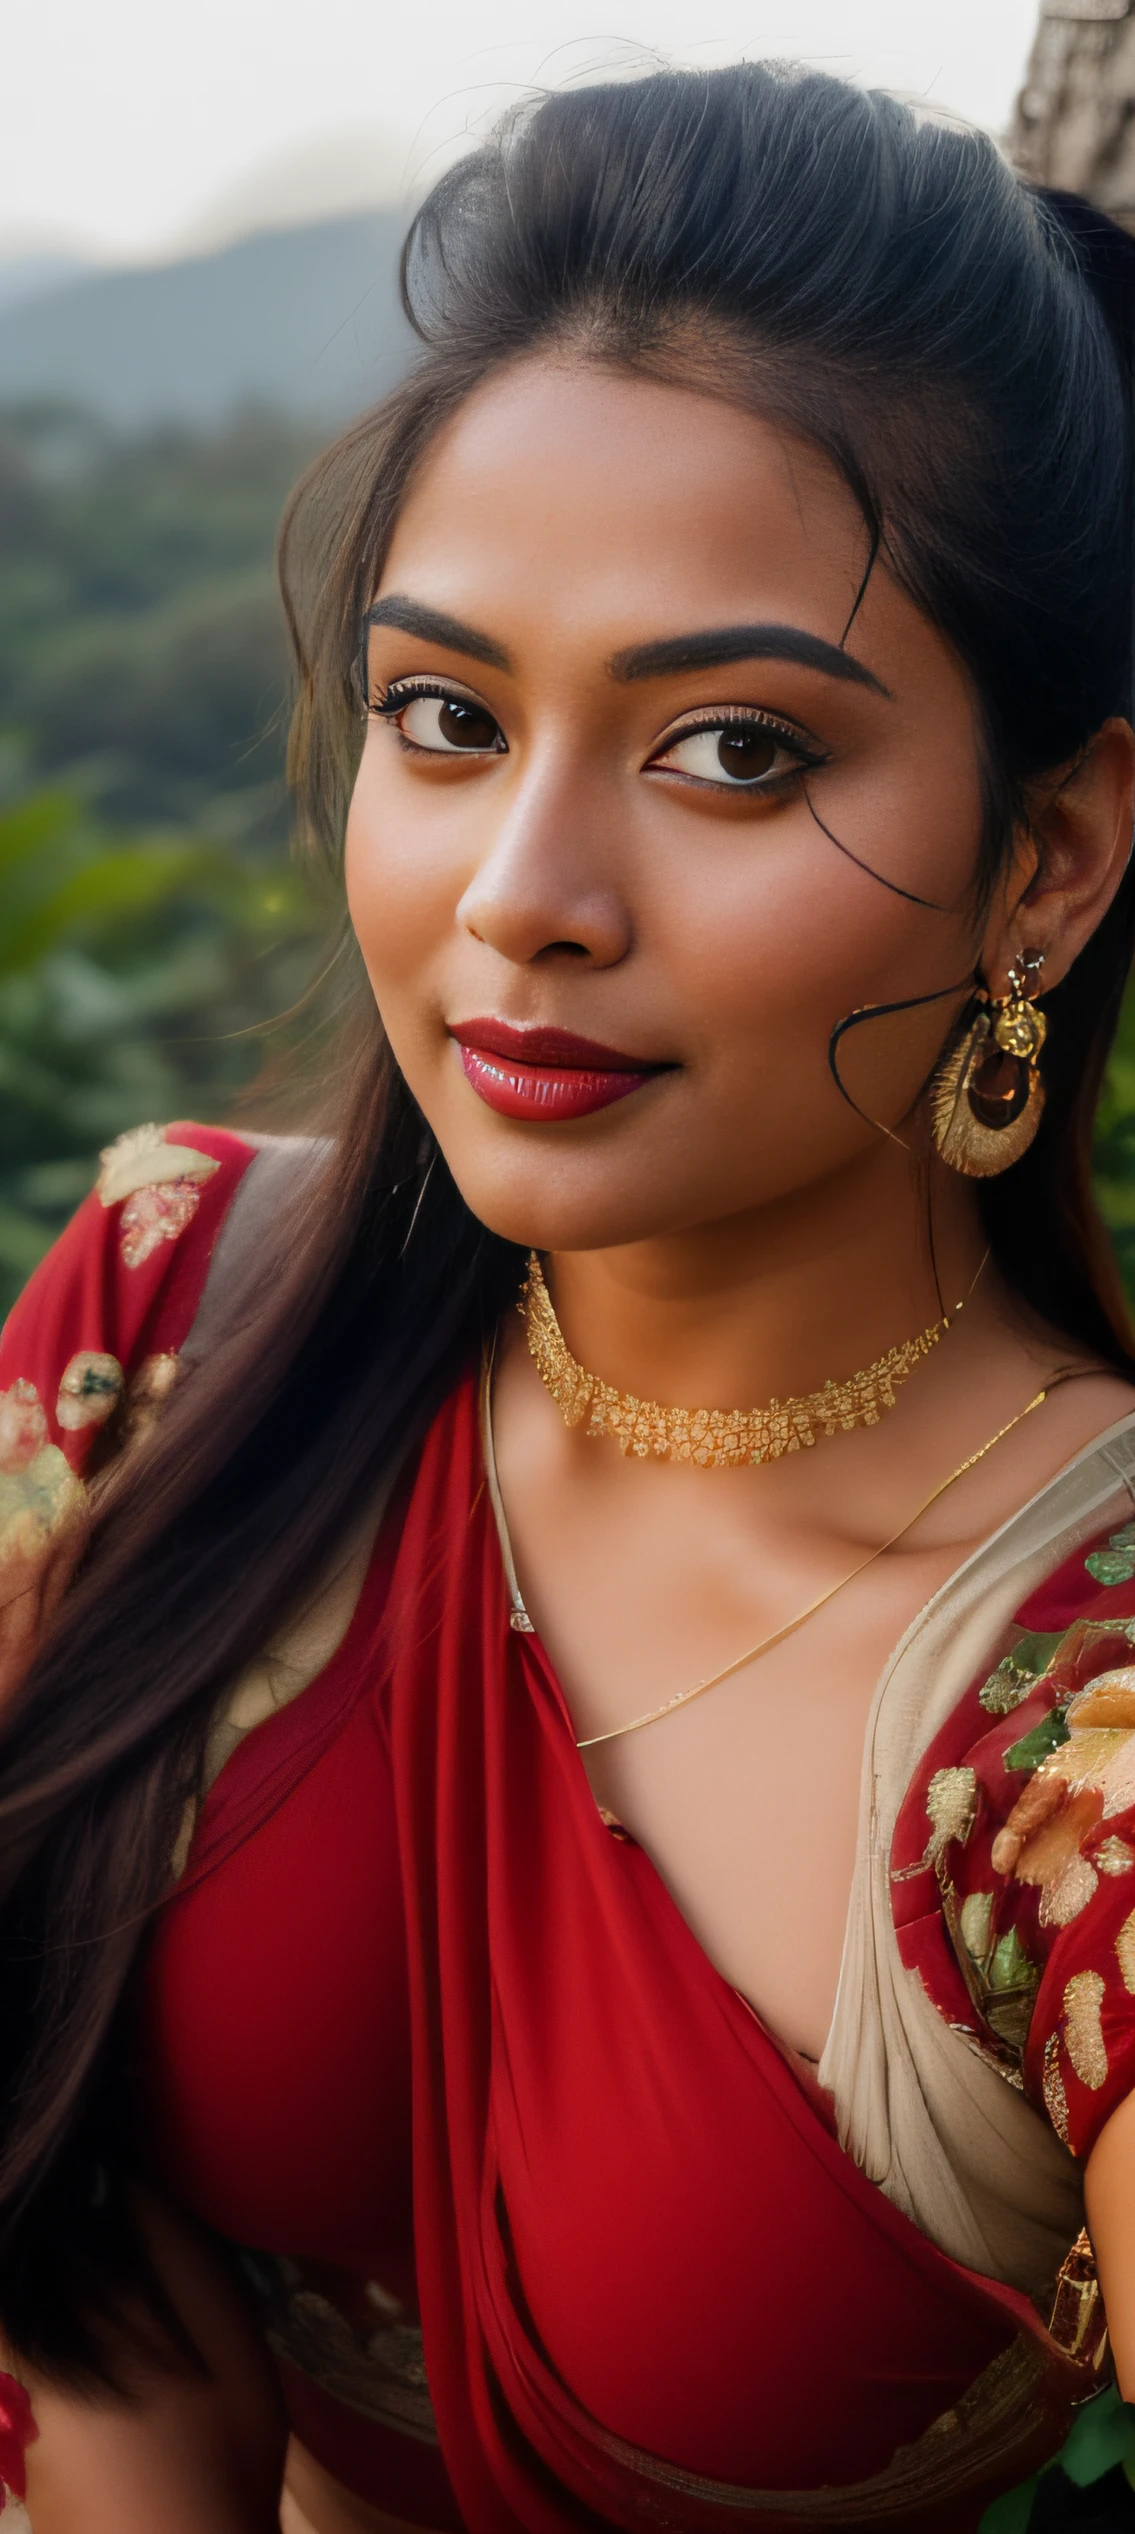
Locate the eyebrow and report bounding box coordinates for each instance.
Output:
[608,622,893,698]
[363,595,511,672]
[364,596,892,702]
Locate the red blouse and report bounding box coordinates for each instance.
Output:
[0,1126,1110,2533]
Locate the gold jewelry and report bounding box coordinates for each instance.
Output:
[575,1382,1055,1748]
[930,951,1047,1178]
[521,1252,969,1469]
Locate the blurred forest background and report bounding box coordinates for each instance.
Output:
[0,400,333,1312]
[5,0,1135,1318]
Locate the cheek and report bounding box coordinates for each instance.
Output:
[344,747,458,1004]
[663,720,982,1113]
[641,802,966,1097]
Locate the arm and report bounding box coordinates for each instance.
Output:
[0,1122,258,1719]
[19,2187,287,2534]
[1085,2090,1135,2399]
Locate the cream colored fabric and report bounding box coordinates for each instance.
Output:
[96,1123,219,1208]
[818,1411,1135,2294]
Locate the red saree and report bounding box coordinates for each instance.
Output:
[0,1126,1113,2530]
[377,1376,1092,2531]
[145,1384,1087,2533]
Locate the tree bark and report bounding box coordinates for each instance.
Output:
[1011,1,1135,228]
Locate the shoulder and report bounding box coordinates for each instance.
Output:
[0,1123,258,1481]
[893,1514,1135,2159]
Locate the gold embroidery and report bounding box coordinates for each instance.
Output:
[0,1381,85,1571]
[97,1123,219,1209]
[959,1891,994,1959]
[0,1447,85,1572]
[0,1380,47,1467]
[97,1121,162,1200]
[239,2252,439,2445]
[597,1805,633,1840]
[942,1887,1039,2064]
[992,1672,1135,1920]
[994,1780,1101,1895]
[980,1665,1034,1717]
[1064,1970,1108,2091]
[1048,2228,1107,2369]
[1039,1853,1099,1927]
[583,2336,1072,2518]
[979,1629,1065,1718]
[1102,1736,1135,1820]
[924,1766,977,1869]
[96,1125,219,1270]
[119,1180,204,1270]
[983,1921,1041,2060]
[122,1352,181,1443]
[1069,1671,1135,1729]
[1043,2031,1070,2142]
[1117,1907,1135,1995]
[56,1352,123,1433]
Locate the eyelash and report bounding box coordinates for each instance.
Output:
[649,705,825,788]
[370,676,826,787]
[370,676,496,749]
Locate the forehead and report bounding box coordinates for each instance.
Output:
[380,358,874,643]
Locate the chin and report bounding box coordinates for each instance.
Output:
[438,1156,694,1255]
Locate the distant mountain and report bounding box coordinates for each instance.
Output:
[0,212,414,426]
[0,252,91,318]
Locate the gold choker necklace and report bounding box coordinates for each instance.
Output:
[521,1252,964,1468]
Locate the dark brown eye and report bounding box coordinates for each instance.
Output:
[715,725,778,780]
[394,692,505,755]
[652,717,804,787]
[437,700,500,750]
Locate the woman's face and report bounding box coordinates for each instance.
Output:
[346,358,989,1252]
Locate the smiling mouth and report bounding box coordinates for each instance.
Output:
[448,1020,672,1122]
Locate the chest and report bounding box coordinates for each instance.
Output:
[143,1691,416,2277]
[138,1489,1013,2505]
[496,1458,979,2061]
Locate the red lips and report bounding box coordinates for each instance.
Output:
[449,1019,668,1122]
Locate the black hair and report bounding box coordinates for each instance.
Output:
[1,60,1133,2372]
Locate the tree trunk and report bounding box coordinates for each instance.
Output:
[1011,0,1135,228]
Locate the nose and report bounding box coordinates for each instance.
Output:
[455,753,632,969]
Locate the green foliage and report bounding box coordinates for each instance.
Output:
[1091,983,1135,1304]
[0,788,325,1311]
[0,401,331,1317]
[0,400,320,837]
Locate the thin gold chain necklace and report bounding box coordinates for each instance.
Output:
[522,1250,970,1468]
[571,1382,1060,1749]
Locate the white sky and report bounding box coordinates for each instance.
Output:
[5,0,1042,263]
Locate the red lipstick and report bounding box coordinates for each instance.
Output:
[449,1019,669,1122]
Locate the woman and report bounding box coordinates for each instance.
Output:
[3,56,1135,2534]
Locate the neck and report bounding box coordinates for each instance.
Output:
[545,1144,988,1413]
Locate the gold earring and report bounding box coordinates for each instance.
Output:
[930,952,1047,1178]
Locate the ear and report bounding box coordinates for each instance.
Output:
[980,717,1135,997]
